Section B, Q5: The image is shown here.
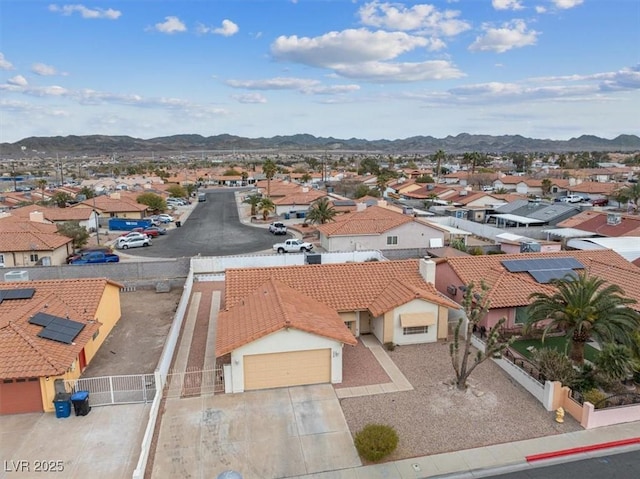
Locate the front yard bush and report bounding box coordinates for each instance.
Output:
[354,424,399,462]
[582,389,607,409]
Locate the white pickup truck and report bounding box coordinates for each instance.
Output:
[273,238,314,253]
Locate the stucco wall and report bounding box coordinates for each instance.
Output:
[83,283,122,363]
[390,299,439,345]
[324,221,445,252]
[229,329,343,393]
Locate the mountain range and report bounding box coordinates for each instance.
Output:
[1,133,639,156]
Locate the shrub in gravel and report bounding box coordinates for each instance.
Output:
[583,388,607,409]
[354,424,399,462]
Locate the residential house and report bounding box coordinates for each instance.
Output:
[435,250,640,331]
[10,204,99,232]
[316,204,447,251]
[491,199,580,227]
[0,278,123,414]
[555,210,640,237]
[272,188,327,217]
[74,192,148,220]
[493,176,543,196]
[218,259,461,393]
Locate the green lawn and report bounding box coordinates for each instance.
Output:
[510,336,600,363]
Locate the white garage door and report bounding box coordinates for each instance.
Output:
[244,349,331,391]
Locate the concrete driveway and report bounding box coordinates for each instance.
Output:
[151,384,361,479]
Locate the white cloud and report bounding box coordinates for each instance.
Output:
[7,75,28,87]
[358,1,471,37]
[271,29,428,67]
[492,0,524,10]
[469,20,539,53]
[332,60,464,83]
[552,0,584,9]
[0,53,14,70]
[48,4,121,20]
[215,19,239,37]
[535,6,547,13]
[232,93,267,104]
[31,63,58,76]
[153,16,187,34]
[226,77,361,95]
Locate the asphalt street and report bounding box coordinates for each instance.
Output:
[483,450,640,479]
[128,188,286,258]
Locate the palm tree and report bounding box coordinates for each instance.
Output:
[526,273,640,364]
[263,159,277,198]
[258,197,275,221]
[305,197,337,225]
[36,179,47,204]
[432,149,446,184]
[620,183,640,210]
[243,193,262,217]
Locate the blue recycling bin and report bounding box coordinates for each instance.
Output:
[284,213,290,219]
[53,393,72,418]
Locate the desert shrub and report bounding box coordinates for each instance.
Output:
[582,388,607,409]
[531,348,577,387]
[468,247,484,256]
[354,424,399,462]
[384,342,396,351]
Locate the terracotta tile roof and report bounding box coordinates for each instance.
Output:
[0,217,58,234]
[0,278,122,378]
[78,195,147,213]
[225,259,460,315]
[569,182,619,194]
[216,278,357,356]
[443,250,640,309]
[316,205,413,236]
[272,189,326,206]
[557,211,640,236]
[0,231,72,251]
[11,204,93,221]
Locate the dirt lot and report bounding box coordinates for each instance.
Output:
[339,341,582,462]
[81,287,184,377]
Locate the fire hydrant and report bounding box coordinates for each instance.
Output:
[555,407,565,423]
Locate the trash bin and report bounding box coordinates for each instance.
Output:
[71,390,91,416]
[53,392,72,419]
[284,213,290,220]
[175,221,181,227]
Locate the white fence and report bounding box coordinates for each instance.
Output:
[191,249,385,274]
[164,367,225,398]
[64,373,156,406]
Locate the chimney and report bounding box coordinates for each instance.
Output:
[419,257,436,285]
[302,187,309,193]
[356,202,367,212]
[109,192,121,200]
[29,211,46,223]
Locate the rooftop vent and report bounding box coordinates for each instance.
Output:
[4,271,29,282]
[607,213,622,225]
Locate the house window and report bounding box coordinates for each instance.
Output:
[403,326,429,335]
[0,253,4,266]
[386,236,398,245]
[515,307,529,324]
[92,329,100,341]
[30,254,39,262]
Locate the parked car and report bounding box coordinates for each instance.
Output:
[69,251,120,264]
[117,234,152,249]
[591,198,609,206]
[143,226,167,236]
[120,227,145,237]
[157,214,174,223]
[273,238,313,253]
[268,222,287,235]
[66,246,113,264]
[117,232,150,248]
[559,194,584,203]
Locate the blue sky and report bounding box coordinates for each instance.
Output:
[1,0,639,143]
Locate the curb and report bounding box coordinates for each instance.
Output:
[525,437,640,462]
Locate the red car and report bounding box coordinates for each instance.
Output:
[591,198,608,206]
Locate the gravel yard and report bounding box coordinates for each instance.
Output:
[339,340,581,461]
[335,339,391,388]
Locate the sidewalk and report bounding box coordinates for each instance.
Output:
[292,421,640,478]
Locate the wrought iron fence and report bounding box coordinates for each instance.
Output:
[503,348,546,384]
[64,373,156,406]
[164,367,224,398]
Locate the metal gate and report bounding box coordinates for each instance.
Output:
[64,373,156,406]
[164,367,224,398]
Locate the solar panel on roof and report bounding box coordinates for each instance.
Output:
[29,312,85,344]
[0,288,36,303]
[502,257,584,273]
[529,269,578,284]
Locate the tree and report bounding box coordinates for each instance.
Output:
[618,183,640,209]
[185,183,197,198]
[531,348,577,387]
[79,186,95,199]
[305,197,337,225]
[243,193,262,216]
[36,179,47,204]
[526,273,640,364]
[432,149,446,183]
[449,282,510,390]
[462,152,488,174]
[300,173,312,184]
[166,184,187,198]
[358,157,380,176]
[354,184,373,199]
[263,159,277,198]
[57,221,90,249]
[51,191,72,208]
[224,169,241,176]
[541,178,552,196]
[136,192,166,212]
[415,174,434,184]
[258,197,275,221]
